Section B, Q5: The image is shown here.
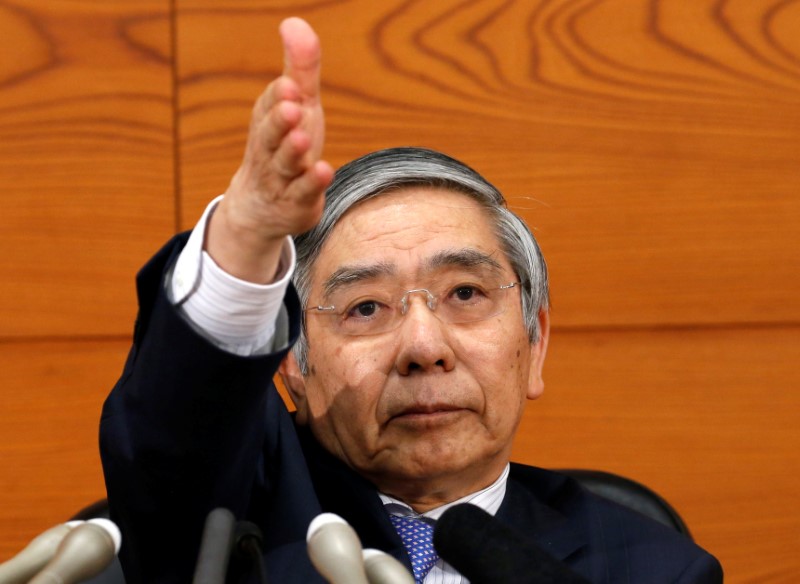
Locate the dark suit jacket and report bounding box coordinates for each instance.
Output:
[100,233,723,583]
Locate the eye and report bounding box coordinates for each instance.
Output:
[346,300,381,319]
[449,284,487,304]
[453,286,476,301]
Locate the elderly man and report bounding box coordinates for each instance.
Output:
[100,17,722,583]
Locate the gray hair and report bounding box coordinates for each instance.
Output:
[292,147,548,374]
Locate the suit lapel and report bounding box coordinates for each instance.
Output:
[497,464,588,563]
[296,423,412,570]
[297,425,588,574]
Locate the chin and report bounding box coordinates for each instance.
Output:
[387,448,483,482]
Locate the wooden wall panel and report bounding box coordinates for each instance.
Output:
[175,0,800,329]
[0,340,131,561]
[0,0,174,565]
[175,2,799,582]
[512,326,800,582]
[1,0,796,581]
[0,0,176,338]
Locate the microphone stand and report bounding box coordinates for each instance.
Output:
[192,508,268,584]
[233,521,268,584]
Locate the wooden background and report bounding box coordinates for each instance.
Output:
[1,0,798,581]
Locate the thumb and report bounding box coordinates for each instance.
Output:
[279,17,321,100]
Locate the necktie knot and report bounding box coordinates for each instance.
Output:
[390,515,439,583]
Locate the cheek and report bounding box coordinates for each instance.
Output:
[459,325,531,423]
[305,341,390,420]
[512,338,532,382]
[458,323,527,381]
[304,355,392,462]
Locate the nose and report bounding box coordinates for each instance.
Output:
[394,295,456,375]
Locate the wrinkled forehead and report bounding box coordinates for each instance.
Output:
[310,187,511,288]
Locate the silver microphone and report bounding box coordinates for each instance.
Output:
[362,548,414,584]
[27,518,121,584]
[0,521,83,584]
[306,513,369,584]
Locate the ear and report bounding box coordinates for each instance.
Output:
[279,352,309,424]
[526,309,550,401]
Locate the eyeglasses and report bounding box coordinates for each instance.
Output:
[305,280,522,336]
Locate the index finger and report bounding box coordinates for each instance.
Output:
[279,17,321,100]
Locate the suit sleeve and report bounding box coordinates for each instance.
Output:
[675,551,724,583]
[99,232,305,583]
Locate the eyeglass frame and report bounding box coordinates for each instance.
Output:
[304,281,524,336]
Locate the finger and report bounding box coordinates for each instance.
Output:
[257,100,302,154]
[289,159,334,199]
[282,161,335,233]
[253,76,301,124]
[270,127,313,180]
[279,17,321,100]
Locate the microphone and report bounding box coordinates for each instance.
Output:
[27,518,122,584]
[433,504,590,584]
[232,520,268,584]
[362,549,414,584]
[0,521,83,584]
[192,508,236,584]
[306,513,369,584]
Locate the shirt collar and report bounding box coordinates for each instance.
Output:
[378,464,510,522]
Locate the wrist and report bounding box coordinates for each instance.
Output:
[206,198,286,284]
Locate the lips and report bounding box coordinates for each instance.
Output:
[390,403,465,420]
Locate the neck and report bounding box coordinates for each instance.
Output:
[375,461,509,514]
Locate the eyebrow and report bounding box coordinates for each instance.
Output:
[320,248,505,300]
[322,261,396,299]
[424,248,504,274]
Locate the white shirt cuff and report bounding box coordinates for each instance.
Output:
[169,195,296,356]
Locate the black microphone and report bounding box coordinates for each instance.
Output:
[433,504,590,584]
[232,520,268,584]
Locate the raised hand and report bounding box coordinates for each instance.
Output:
[206,17,334,283]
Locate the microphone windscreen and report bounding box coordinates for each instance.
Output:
[87,519,122,554]
[306,513,369,584]
[362,548,414,584]
[0,523,79,584]
[192,508,236,584]
[433,504,589,584]
[27,521,121,584]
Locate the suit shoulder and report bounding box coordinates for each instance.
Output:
[506,463,723,583]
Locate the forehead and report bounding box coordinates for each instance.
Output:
[313,187,510,282]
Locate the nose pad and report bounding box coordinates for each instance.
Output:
[400,288,437,316]
[395,289,455,375]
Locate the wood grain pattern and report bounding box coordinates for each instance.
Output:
[512,325,800,582]
[174,3,799,582]
[0,2,797,583]
[0,0,174,565]
[177,0,800,328]
[0,340,130,562]
[0,0,175,338]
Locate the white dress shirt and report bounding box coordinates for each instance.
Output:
[169,196,510,583]
[168,195,295,355]
[379,464,509,584]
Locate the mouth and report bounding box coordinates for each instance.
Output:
[389,404,467,425]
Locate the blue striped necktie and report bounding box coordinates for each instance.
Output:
[390,514,439,583]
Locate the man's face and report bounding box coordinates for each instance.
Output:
[282,187,548,508]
